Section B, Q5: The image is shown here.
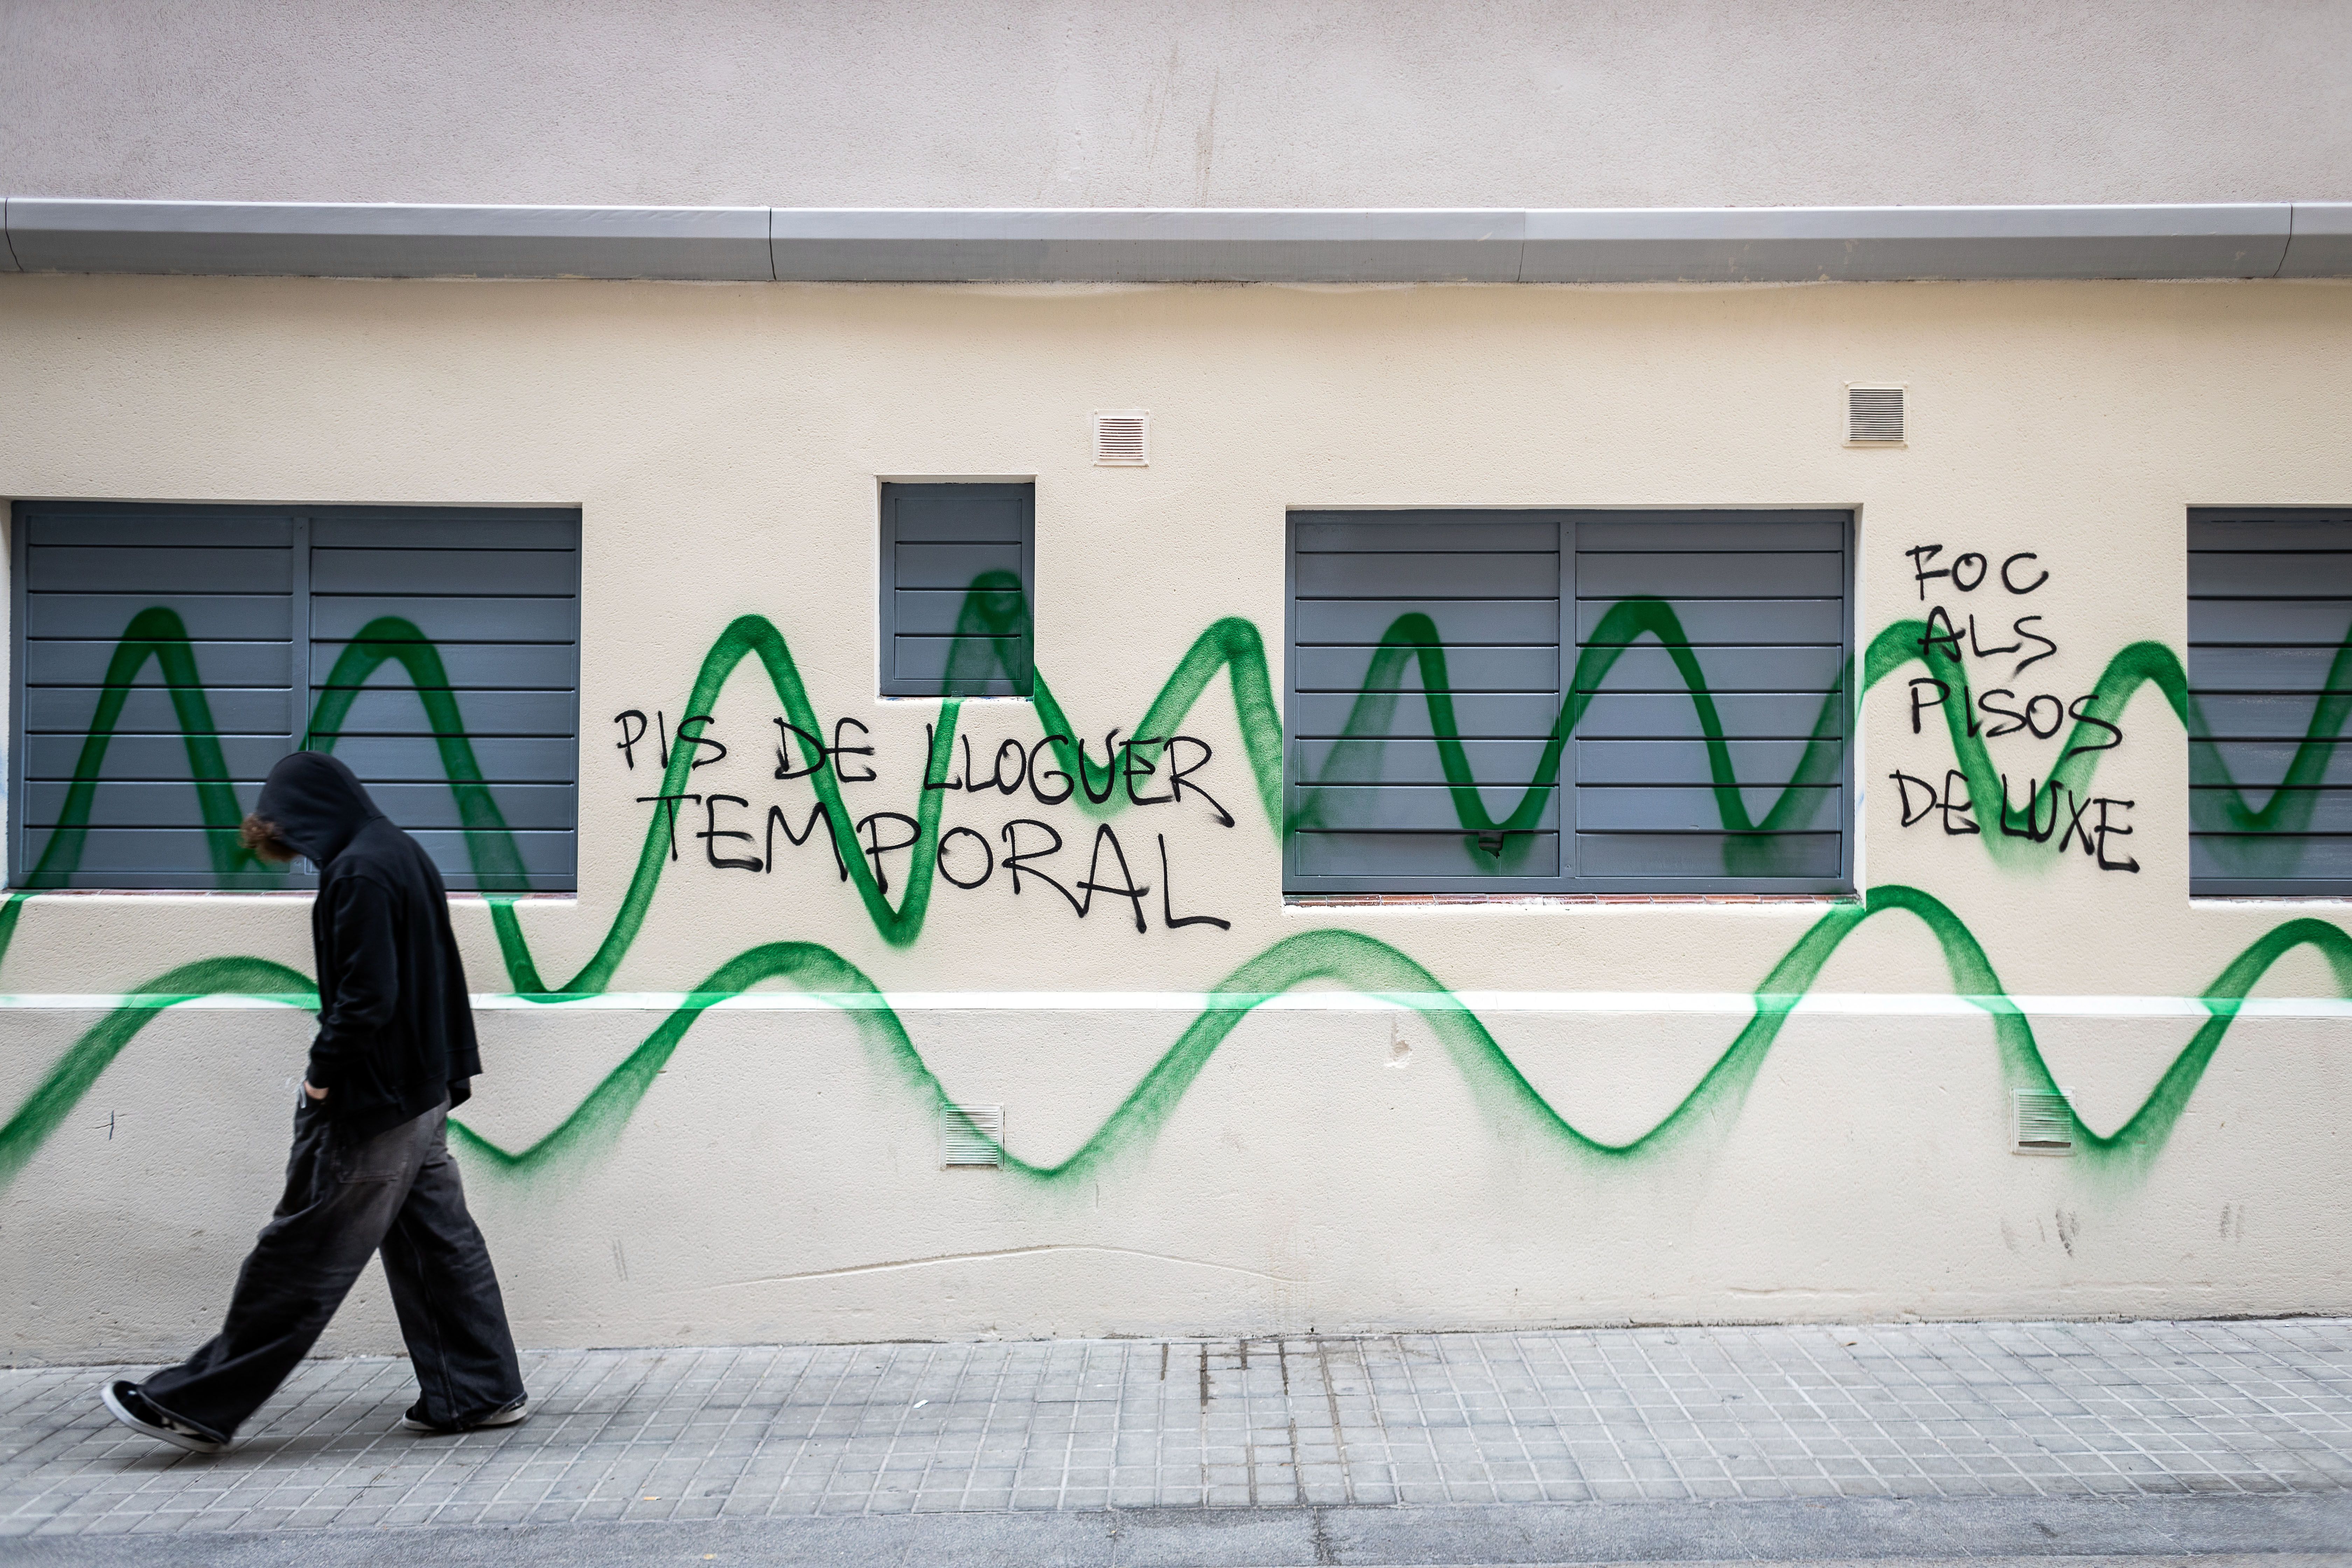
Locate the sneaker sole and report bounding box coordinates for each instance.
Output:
[402,1399,528,1435]
[99,1382,227,1455]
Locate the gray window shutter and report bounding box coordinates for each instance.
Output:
[1290,513,1569,890]
[306,511,579,893]
[2188,509,2352,895]
[1286,510,1850,895]
[12,503,579,894]
[880,483,1034,698]
[15,507,301,889]
[1572,513,1849,888]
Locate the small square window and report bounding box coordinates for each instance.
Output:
[879,483,1035,698]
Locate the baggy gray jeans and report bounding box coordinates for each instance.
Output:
[139,1092,524,1442]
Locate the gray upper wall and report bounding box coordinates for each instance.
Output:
[2,0,2347,210]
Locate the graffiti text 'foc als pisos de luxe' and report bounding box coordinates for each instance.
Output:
[1890,543,2138,870]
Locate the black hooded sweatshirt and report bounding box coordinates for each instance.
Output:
[254,752,482,1139]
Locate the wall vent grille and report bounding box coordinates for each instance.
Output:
[940,1103,1005,1168]
[1094,411,1149,466]
[1846,384,1906,445]
[2012,1088,2075,1156]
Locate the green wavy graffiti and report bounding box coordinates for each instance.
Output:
[305,619,535,892]
[523,604,1280,994]
[2186,620,2352,877]
[0,957,315,1187]
[0,610,545,958]
[7,596,2349,984]
[16,606,265,891]
[449,885,2352,1183]
[4,887,2346,1192]
[1866,621,2188,865]
[27,600,1343,970]
[0,593,2198,969]
[12,595,2352,972]
[4,597,2350,1194]
[1881,610,2352,874]
[0,596,1279,982]
[1296,600,1850,876]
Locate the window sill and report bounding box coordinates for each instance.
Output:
[1285,892,1860,909]
[2190,895,2352,908]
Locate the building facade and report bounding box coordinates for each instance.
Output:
[4,2,2351,1361]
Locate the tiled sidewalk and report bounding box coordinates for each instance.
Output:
[2,1319,2348,1539]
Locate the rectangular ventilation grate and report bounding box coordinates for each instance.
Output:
[1094,411,1149,466]
[2012,1088,2075,1155]
[940,1103,1005,1168]
[1846,384,1906,445]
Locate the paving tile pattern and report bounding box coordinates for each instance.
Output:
[2,1319,2349,1536]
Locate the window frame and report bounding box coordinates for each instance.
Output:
[9,500,582,894]
[1283,507,1856,897]
[2186,506,2352,899]
[878,481,1037,699]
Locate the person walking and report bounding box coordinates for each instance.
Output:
[100,752,528,1454]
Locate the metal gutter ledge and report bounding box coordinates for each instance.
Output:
[2282,204,2352,278]
[4,201,774,280]
[2,200,2346,282]
[769,208,1524,283]
[1519,204,2291,283]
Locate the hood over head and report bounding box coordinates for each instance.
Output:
[253,751,384,865]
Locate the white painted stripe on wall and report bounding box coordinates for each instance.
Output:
[2,991,2348,1018]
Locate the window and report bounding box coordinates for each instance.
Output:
[1286,509,1852,894]
[879,483,1034,698]
[2188,508,2352,895]
[11,502,580,893]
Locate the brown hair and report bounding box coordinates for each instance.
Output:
[239,814,298,863]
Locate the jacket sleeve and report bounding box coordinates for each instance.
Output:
[307,872,398,1091]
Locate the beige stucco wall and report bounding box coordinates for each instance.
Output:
[4,0,2348,208]
[1,273,2349,1361]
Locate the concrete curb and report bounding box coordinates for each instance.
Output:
[7,1494,2349,1566]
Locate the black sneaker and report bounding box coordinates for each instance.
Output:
[399,1394,529,1435]
[99,1380,228,1455]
